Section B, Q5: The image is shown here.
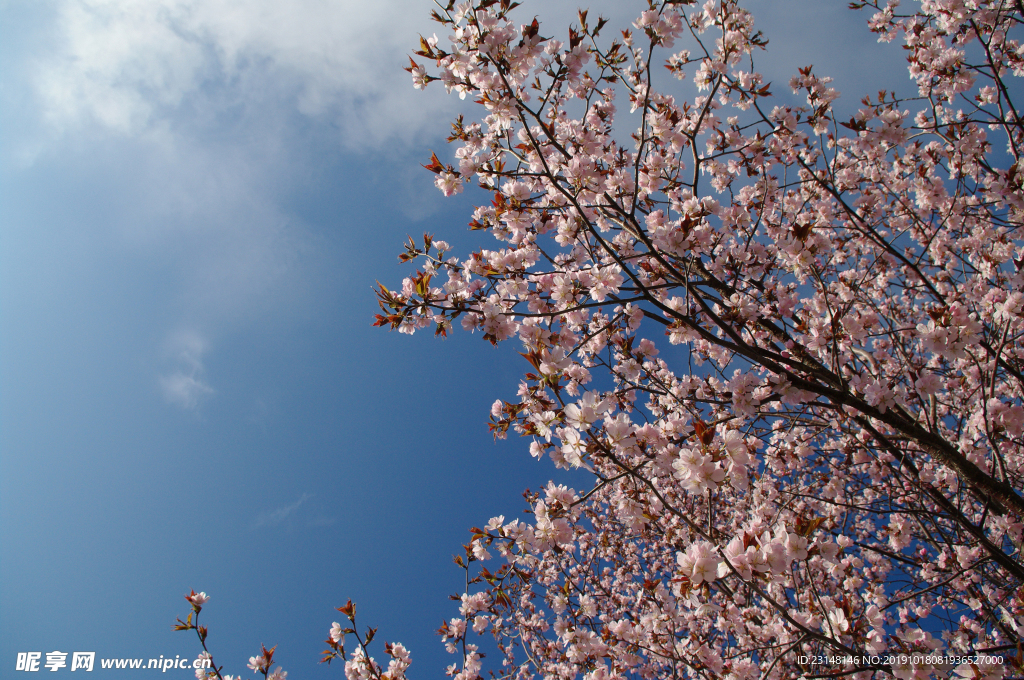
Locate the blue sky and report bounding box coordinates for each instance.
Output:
[1,1,910,677]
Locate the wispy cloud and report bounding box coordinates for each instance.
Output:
[31,0,457,148]
[252,493,314,529]
[158,330,213,410]
[24,0,906,153]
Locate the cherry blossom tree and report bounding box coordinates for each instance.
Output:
[186,0,1024,678]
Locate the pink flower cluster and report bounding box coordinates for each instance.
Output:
[376,0,1024,678]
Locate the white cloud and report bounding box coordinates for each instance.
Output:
[159,372,214,409]
[253,493,314,529]
[28,0,908,149]
[32,0,458,147]
[158,330,213,409]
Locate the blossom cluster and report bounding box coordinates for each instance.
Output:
[372,0,1024,678]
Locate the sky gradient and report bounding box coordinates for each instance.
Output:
[1,1,911,677]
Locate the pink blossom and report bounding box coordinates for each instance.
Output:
[186,591,209,608]
[354,2,1024,677]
